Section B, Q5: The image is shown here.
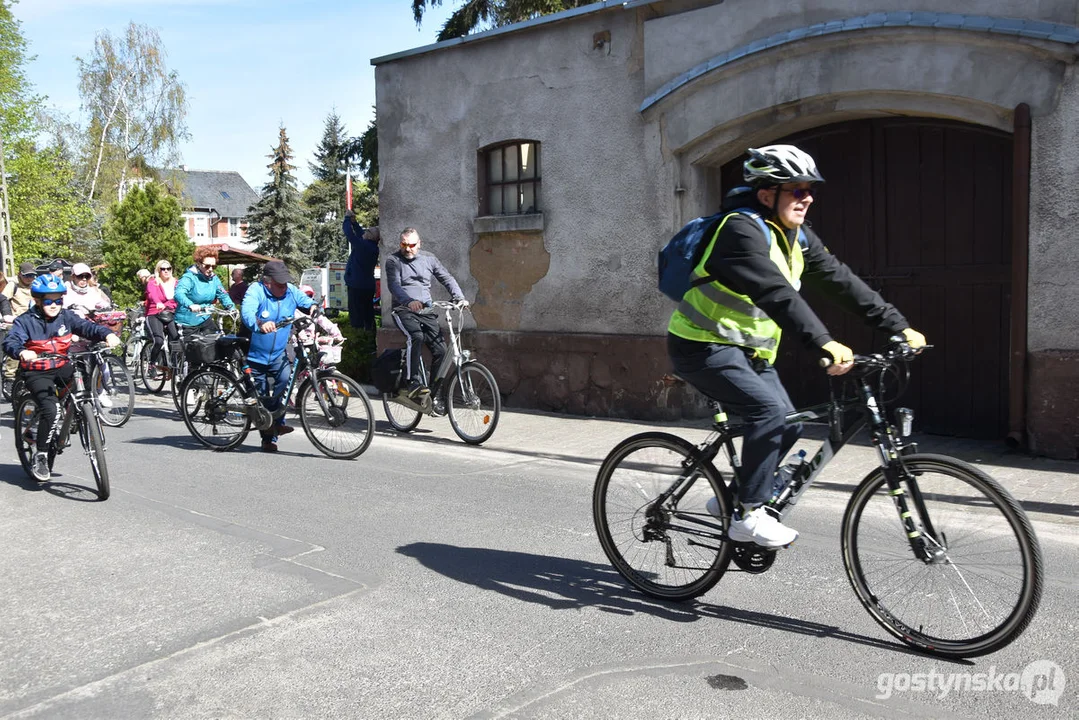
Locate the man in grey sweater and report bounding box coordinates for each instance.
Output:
[385,227,467,397]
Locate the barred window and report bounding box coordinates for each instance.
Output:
[479,141,540,215]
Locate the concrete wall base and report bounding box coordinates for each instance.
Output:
[1027,349,1079,460]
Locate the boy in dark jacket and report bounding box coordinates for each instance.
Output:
[3,275,120,481]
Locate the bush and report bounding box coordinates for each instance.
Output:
[333,311,377,383]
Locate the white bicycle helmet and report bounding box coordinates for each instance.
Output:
[743,144,825,186]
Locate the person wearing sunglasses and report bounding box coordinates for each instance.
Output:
[667,144,927,549]
[174,246,235,333]
[63,263,111,319]
[385,227,469,399]
[145,259,180,374]
[2,274,120,481]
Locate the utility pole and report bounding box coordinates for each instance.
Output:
[0,134,14,278]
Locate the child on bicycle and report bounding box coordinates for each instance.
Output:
[2,275,121,481]
[297,285,345,347]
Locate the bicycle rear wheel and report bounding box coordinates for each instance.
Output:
[382,392,422,432]
[842,453,1043,658]
[594,432,734,601]
[179,367,250,451]
[92,355,135,427]
[13,398,55,481]
[298,372,374,459]
[79,402,110,500]
[140,344,167,393]
[171,357,190,411]
[446,362,500,445]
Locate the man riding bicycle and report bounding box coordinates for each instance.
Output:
[667,144,926,548]
[2,275,121,481]
[240,260,314,453]
[385,227,468,398]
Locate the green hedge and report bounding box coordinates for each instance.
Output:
[331,311,378,383]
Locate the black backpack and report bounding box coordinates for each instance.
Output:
[371,348,405,394]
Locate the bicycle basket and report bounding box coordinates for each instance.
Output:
[92,310,126,334]
[319,345,342,365]
[184,335,220,365]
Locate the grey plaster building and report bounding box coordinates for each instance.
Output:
[372,0,1079,458]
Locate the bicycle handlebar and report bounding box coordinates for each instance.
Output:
[819,338,930,369]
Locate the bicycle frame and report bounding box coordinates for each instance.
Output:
[392,301,477,414]
[658,347,943,563]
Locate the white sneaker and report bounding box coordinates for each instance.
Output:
[32,451,50,482]
[727,506,798,548]
[97,390,114,408]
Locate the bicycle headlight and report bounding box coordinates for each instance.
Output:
[461,350,472,361]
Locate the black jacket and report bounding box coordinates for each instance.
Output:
[702,197,909,349]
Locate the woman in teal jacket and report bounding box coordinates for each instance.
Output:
[175,246,235,332]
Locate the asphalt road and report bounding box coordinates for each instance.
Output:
[1,397,1076,719]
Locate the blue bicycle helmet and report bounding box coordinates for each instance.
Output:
[30,274,66,296]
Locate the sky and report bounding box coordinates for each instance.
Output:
[12,0,458,190]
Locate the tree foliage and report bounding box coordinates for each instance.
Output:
[7,139,94,263]
[303,112,350,265]
[100,183,190,308]
[0,0,37,141]
[77,22,189,204]
[246,127,310,273]
[411,0,591,40]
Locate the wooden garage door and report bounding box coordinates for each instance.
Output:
[720,119,1012,438]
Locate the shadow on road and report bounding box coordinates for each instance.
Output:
[396,542,952,660]
[0,464,103,501]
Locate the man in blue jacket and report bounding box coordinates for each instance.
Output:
[241,260,314,452]
[342,209,380,330]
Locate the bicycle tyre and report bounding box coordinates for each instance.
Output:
[92,355,135,427]
[179,366,250,451]
[297,372,374,459]
[79,401,110,500]
[446,362,500,445]
[13,397,55,481]
[140,344,167,393]
[842,453,1043,658]
[382,392,422,432]
[594,432,735,601]
[171,356,190,412]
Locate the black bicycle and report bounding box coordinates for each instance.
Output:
[178,311,374,459]
[592,341,1043,658]
[13,345,114,499]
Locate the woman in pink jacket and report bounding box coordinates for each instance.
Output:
[145,259,179,373]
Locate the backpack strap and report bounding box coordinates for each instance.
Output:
[687,209,809,290]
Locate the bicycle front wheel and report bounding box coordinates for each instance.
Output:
[382,392,422,432]
[171,357,191,411]
[79,401,110,500]
[594,432,734,601]
[92,355,135,427]
[298,373,374,459]
[180,367,250,451]
[842,453,1043,658]
[140,344,166,393]
[446,362,500,445]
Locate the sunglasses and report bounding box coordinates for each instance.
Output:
[74,273,92,280]
[201,262,217,270]
[400,242,418,249]
[779,187,815,201]
[40,297,64,306]
[159,266,172,271]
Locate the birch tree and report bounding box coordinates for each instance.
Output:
[77,22,189,203]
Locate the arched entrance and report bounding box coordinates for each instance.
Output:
[720,118,1013,438]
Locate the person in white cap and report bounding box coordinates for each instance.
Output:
[64,263,111,318]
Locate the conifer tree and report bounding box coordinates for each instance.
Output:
[303,112,351,265]
[246,126,309,272]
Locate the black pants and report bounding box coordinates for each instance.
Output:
[182,318,219,336]
[24,364,76,453]
[391,307,445,383]
[146,314,180,365]
[348,286,376,331]
[668,334,802,506]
